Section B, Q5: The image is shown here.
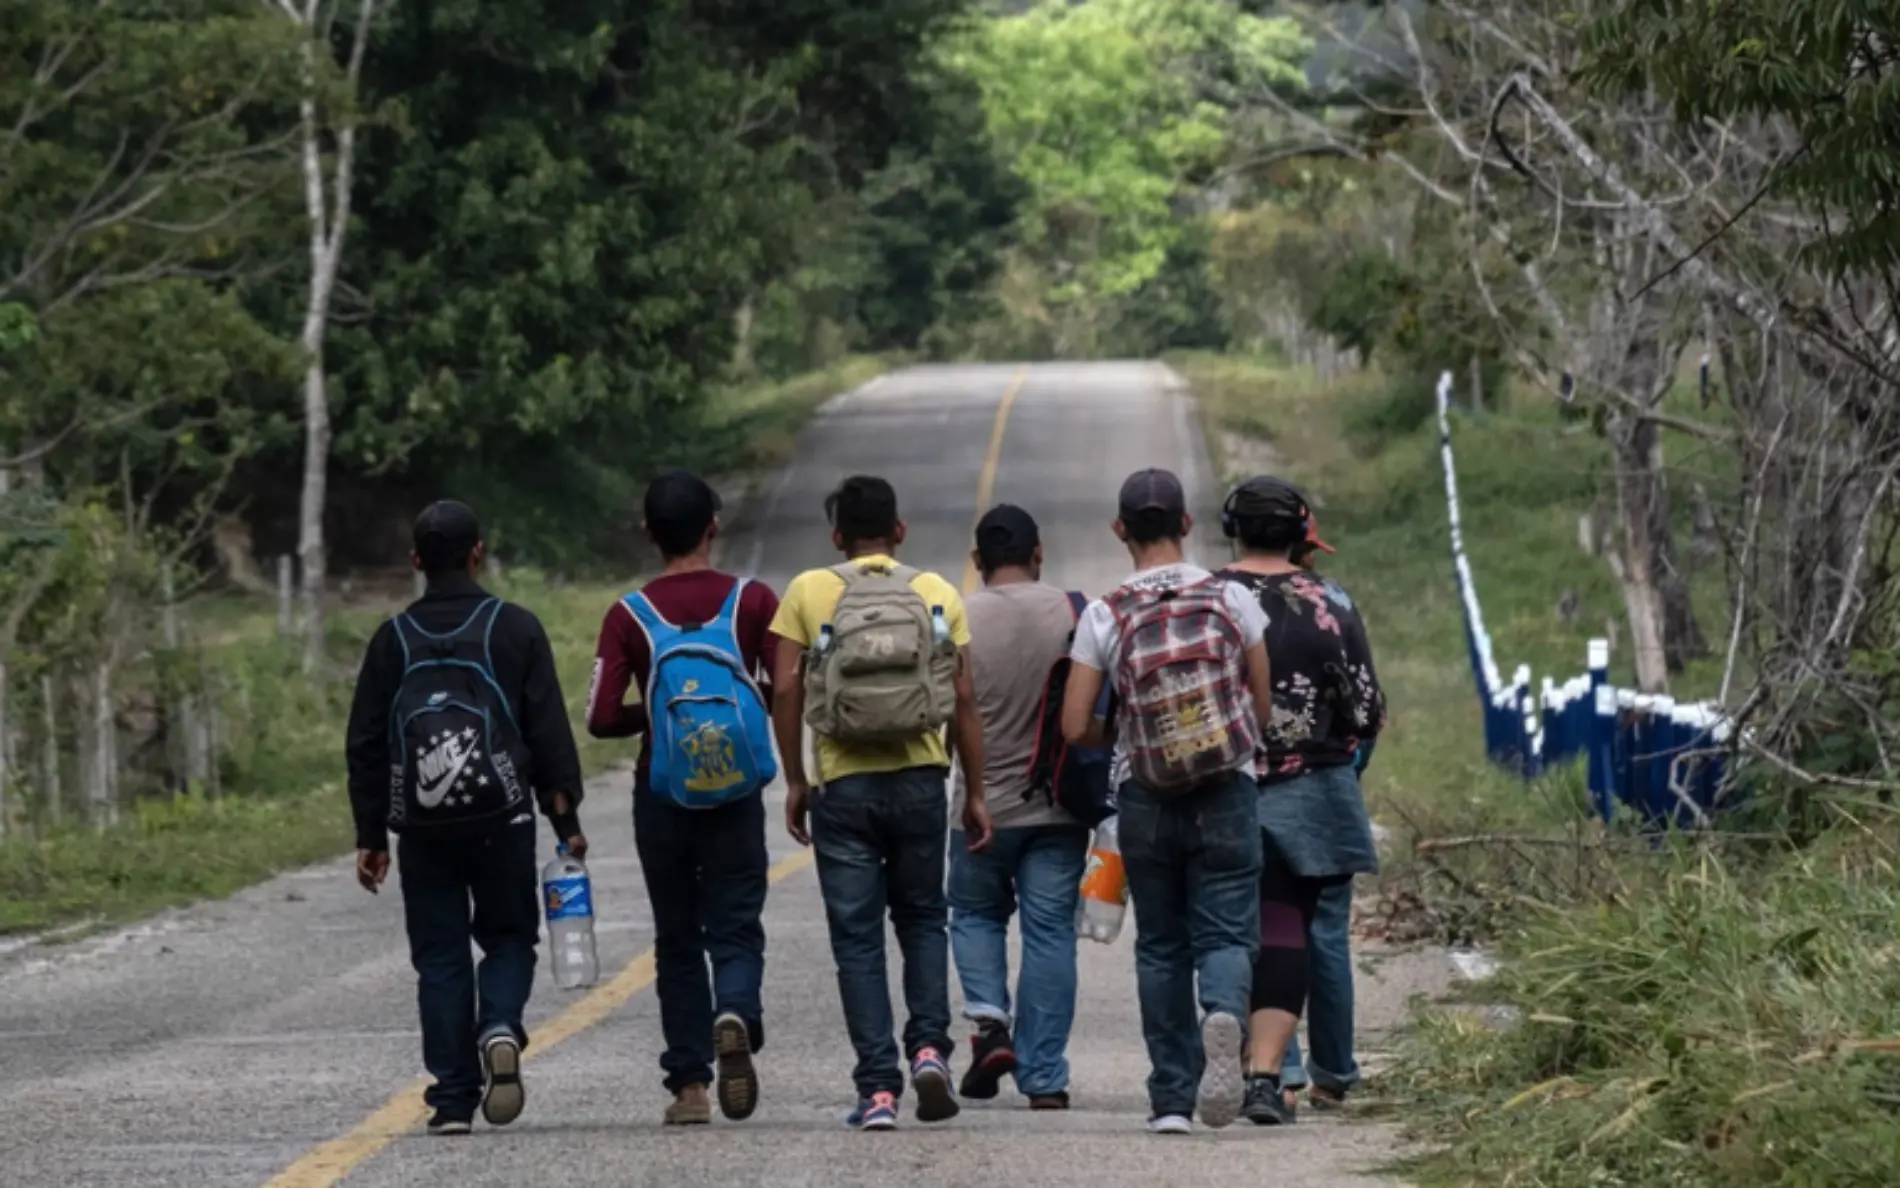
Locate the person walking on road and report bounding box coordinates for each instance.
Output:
[1059,468,1274,1135]
[1280,518,1375,1115]
[1213,475,1384,1126]
[345,500,588,1137]
[586,470,781,1126]
[769,475,995,1131]
[949,504,1092,1110]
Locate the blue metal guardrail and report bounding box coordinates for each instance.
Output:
[1434,371,1733,827]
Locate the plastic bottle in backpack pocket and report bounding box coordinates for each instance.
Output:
[542,844,599,989]
[1076,816,1128,944]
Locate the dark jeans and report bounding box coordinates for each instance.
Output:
[633,782,770,1093]
[398,812,539,1113]
[1117,771,1262,1117]
[812,766,953,1099]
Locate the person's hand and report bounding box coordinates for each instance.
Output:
[563,832,590,862]
[786,778,813,846]
[356,849,390,893]
[962,796,994,854]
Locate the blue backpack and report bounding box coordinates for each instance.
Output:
[621,578,777,809]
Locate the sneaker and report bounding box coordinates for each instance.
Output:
[426,1109,472,1136]
[479,1032,525,1127]
[847,1091,900,1130]
[959,1022,1017,1100]
[1147,1113,1193,1135]
[1028,1091,1071,1110]
[1195,1012,1245,1129]
[713,1012,760,1121]
[910,1046,961,1122]
[1244,1074,1297,1125]
[664,1085,713,1126]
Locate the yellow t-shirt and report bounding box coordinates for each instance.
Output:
[769,554,971,781]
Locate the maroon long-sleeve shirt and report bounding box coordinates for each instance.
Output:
[585,570,780,781]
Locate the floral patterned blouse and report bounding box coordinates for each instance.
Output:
[1215,568,1386,786]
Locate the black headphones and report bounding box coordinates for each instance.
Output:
[1221,479,1309,540]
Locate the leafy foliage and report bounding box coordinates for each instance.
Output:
[1583,3,1900,276]
[950,0,1307,355]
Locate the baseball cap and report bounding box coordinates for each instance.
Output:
[974,503,1040,559]
[1117,468,1187,518]
[644,468,722,529]
[413,499,482,566]
[1229,475,1335,554]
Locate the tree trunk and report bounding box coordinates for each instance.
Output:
[289,0,377,673]
[297,331,329,674]
[1609,413,1675,692]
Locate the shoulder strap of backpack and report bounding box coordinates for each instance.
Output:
[621,590,682,643]
[1065,590,1087,622]
[711,576,747,654]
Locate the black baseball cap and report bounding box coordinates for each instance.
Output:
[1118,468,1187,518]
[413,499,482,566]
[974,503,1040,557]
[1229,475,1335,553]
[644,469,722,528]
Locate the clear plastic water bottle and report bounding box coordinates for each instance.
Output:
[816,622,834,654]
[1076,816,1128,944]
[930,606,949,646]
[542,843,599,989]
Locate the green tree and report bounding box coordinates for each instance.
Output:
[951,0,1307,356]
[327,0,987,563]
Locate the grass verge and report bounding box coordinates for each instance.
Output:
[1173,353,1900,1185]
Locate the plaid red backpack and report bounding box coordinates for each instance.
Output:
[1106,577,1257,794]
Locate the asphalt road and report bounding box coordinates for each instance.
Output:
[0,361,1445,1187]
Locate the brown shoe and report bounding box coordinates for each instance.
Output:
[1029,1092,1071,1110]
[665,1085,713,1125]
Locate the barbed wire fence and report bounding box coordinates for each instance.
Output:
[1433,370,1733,828]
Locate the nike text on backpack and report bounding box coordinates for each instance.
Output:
[1107,579,1258,794]
[388,598,530,828]
[803,560,957,744]
[1026,590,1116,826]
[622,579,778,808]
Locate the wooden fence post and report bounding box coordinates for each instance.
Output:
[40,675,58,825]
[277,555,294,638]
[0,660,9,841]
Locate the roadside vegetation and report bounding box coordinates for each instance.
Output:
[1182,346,1900,1186]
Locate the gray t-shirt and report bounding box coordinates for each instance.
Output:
[1069,562,1269,789]
[953,581,1080,830]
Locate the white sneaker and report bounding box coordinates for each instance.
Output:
[1148,1113,1193,1135]
[1195,1012,1245,1129]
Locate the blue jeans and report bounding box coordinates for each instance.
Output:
[633,782,769,1093]
[1281,880,1360,1092]
[948,824,1090,1096]
[1117,772,1262,1116]
[812,767,953,1098]
[397,813,539,1113]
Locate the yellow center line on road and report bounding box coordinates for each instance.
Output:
[960,366,1031,595]
[266,848,815,1188]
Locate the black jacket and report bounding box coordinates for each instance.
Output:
[345,574,584,851]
